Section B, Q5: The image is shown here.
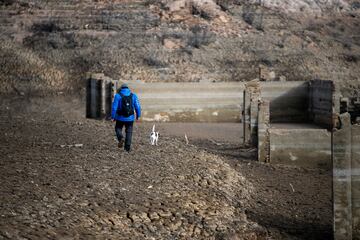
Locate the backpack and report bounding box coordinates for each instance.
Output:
[117,93,134,117]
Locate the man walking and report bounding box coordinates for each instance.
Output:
[111,83,141,152]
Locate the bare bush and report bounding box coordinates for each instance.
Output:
[344,54,358,63]
[144,54,168,68]
[352,2,360,9]
[0,0,15,6]
[31,21,62,33]
[187,25,215,48]
[242,5,264,31]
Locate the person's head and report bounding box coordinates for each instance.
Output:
[117,83,129,93]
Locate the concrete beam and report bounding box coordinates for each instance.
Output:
[352,124,360,237]
[242,81,261,146]
[333,113,352,240]
[86,74,114,119]
[258,100,270,162]
[269,127,331,169]
[243,89,251,144]
[250,90,261,146]
[124,81,245,122]
[261,81,309,123]
[309,80,340,129]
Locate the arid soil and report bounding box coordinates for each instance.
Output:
[0,95,331,239]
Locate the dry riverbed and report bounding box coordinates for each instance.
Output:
[0,95,331,239]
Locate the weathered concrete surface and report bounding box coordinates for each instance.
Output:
[86,78,100,119]
[243,89,251,143]
[333,113,352,240]
[88,77,308,123]
[352,124,360,239]
[249,83,261,146]
[242,81,307,144]
[128,80,308,123]
[269,126,331,169]
[86,74,116,119]
[262,81,309,123]
[309,80,340,129]
[86,77,113,119]
[258,100,270,162]
[124,81,245,122]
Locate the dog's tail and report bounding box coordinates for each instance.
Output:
[152,124,155,132]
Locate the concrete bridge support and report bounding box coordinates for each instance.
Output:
[333,113,352,240]
[333,113,360,240]
[86,73,114,119]
[352,124,360,239]
[257,100,270,162]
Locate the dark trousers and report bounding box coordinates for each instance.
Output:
[115,121,133,151]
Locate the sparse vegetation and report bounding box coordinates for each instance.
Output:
[242,5,264,31]
[191,5,212,20]
[0,0,15,6]
[187,25,215,48]
[344,54,359,63]
[0,0,358,94]
[144,54,168,68]
[351,1,360,9]
[31,21,62,33]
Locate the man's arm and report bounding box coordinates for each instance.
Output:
[111,94,120,120]
[133,94,141,120]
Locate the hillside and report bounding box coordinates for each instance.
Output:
[0,0,359,94]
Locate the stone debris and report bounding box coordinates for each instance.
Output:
[279,75,287,82]
[163,38,184,50]
[184,133,189,145]
[259,64,276,81]
[60,144,84,148]
[289,183,295,193]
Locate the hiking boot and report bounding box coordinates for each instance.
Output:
[118,140,124,148]
[125,145,131,152]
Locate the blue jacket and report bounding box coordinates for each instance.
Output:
[111,88,141,122]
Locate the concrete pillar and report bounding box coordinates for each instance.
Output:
[86,74,114,120]
[352,124,360,238]
[112,80,119,99]
[333,113,352,240]
[309,80,338,129]
[243,90,251,144]
[250,88,261,146]
[102,79,113,120]
[258,100,270,162]
[100,79,107,118]
[243,81,261,146]
[86,77,101,119]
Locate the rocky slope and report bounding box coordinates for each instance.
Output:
[0,0,359,94]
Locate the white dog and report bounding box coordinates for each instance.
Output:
[150,124,159,146]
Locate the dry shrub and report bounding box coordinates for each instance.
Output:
[0,40,69,94]
[187,25,215,48]
[0,0,15,6]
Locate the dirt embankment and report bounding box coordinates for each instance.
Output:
[0,95,332,239]
[0,0,359,95]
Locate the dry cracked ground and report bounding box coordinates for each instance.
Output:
[0,95,331,240]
